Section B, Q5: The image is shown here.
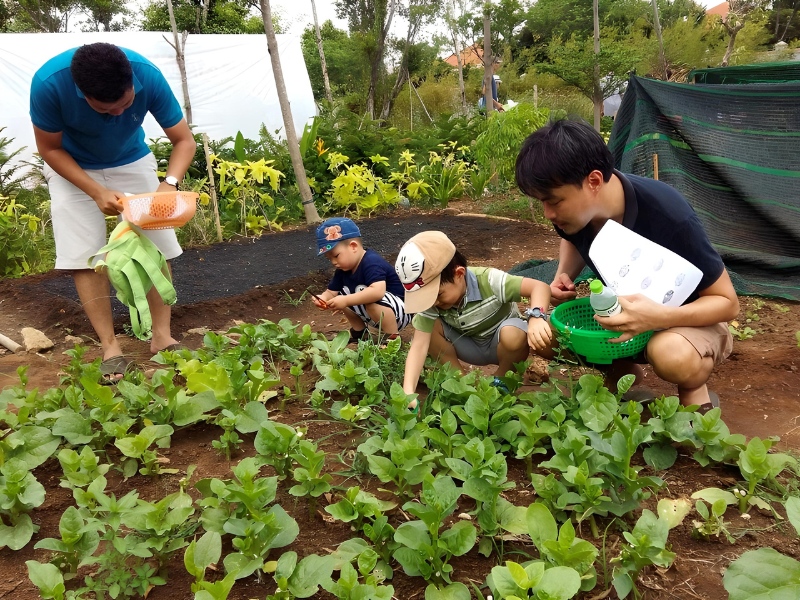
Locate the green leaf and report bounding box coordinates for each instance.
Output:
[424,581,471,600]
[643,444,678,471]
[173,390,220,426]
[786,497,800,537]
[526,502,558,549]
[538,566,582,600]
[490,563,528,598]
[235,401,270,433]
[724,547,800,599]
[691,487,737,506]
[395,520,430,551]
[288,554,336,598]
[193,531,222,571]
[0,513,35,550]
[52,412,95,445]
[26,560,65,599]
[497,498,528,535]
[440,521,477,556]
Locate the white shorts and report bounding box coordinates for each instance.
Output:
[45,153,182,269]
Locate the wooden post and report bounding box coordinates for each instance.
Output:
[203,133,223,242]
[0,332,22,353]
[482,3,494,114]
[310,0,333,103]
[534,84,538,109]
[653,154,659,180]
[409,78,413,131]
[409,71,433,123]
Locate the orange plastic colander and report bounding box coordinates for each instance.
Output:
[121,191,198,230]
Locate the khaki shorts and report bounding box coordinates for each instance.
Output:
[45,154,182,270]
[646,322,733,366]
[442,317,528,366]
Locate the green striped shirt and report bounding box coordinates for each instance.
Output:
[412,267,524,340]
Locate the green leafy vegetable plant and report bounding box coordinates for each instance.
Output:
[723,496,800,599]
[0,458,46,550]
[736,436,795,513]
[289,439,333,499]
[34,506,100,577]
[263,551,337,599]
[610,500,689,599]
[392,475,477,591]
[488,561,582,600]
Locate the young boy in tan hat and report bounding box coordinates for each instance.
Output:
[395,231,553,409]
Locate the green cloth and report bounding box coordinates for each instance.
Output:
[90,221,176,340]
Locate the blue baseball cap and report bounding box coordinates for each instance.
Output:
[316,217,362,256]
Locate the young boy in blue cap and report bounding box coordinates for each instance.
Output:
[313,217,411,343]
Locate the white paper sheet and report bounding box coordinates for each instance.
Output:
[588,220,702,307]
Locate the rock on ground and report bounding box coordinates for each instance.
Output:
[21,327,54,353]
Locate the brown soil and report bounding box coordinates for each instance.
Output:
[1,204,799,600]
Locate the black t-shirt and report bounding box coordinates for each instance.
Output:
[328,248,405,298]
[556,170,725,304]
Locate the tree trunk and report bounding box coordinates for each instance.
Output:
[311,0,333,103]
[166,0,193,125]
[592,0,601,131]
[379,14,419,121]
[482,5,494,114]
[651,0,667,80]
[260,0,321,224]
[450,0,467,113]
[721,23,743,66]
[781,6,799,40]
[367,0,396,120]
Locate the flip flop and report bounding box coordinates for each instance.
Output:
[151,343,187,360]
[157,343,186,352]
[99,355,130,385]
[695,391,721,415]
[621,387,657,404]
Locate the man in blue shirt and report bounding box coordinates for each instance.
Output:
[515,118,739,413]
[30,42,196,380]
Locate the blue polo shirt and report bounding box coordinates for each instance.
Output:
[30,47,184,169]
[556,170,725,304]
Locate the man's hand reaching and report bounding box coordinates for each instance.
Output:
[92,188,125,216]
[550,273,577,305]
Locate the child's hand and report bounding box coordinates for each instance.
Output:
[324,295,349,311]
[311,295,328,310]
[527,317,553,351]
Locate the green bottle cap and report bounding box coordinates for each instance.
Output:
[590,279,604,294]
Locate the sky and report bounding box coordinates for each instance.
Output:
[271,0,348,37]
[270,0,723,38]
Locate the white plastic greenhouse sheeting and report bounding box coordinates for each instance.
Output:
[0,32,316,165]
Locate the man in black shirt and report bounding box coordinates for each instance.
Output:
[515,118,739,412]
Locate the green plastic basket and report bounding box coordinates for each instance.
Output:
[549,298,653,364]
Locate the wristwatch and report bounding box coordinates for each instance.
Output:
[524,307,548,321]
[164,175,179,188]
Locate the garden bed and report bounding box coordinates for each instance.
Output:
[0,209,799,600]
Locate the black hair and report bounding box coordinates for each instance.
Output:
[515,118,614,199]
[439,250,468,284]
[70,43,133,103]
